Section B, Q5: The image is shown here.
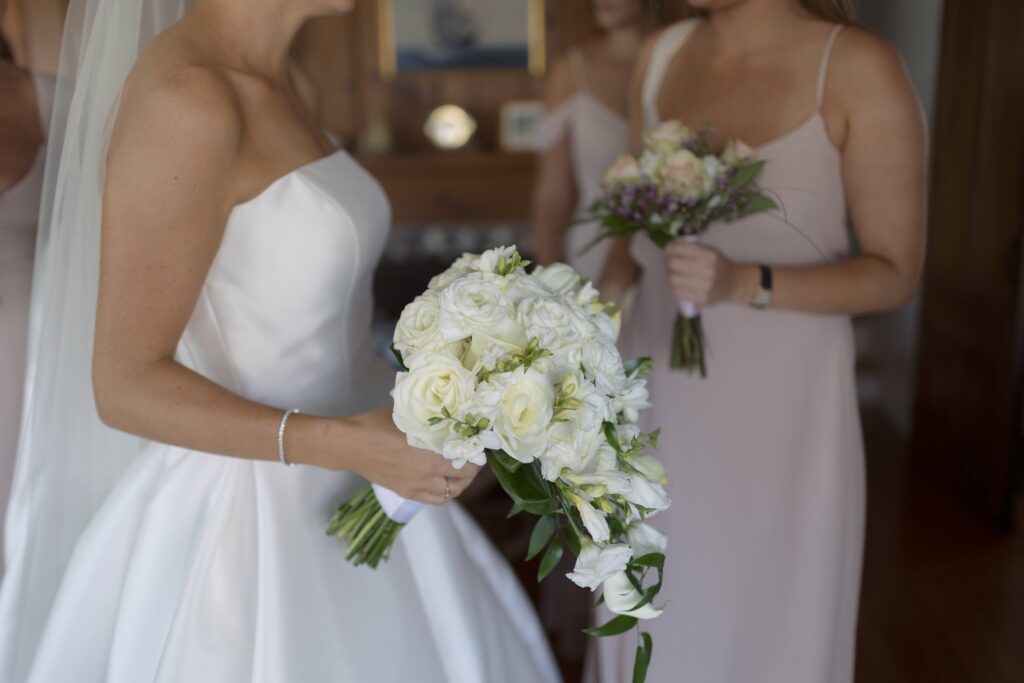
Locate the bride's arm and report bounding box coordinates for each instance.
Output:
[93,66,473,504]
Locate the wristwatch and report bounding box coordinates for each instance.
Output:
[751,265,773,310]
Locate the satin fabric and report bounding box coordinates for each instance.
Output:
[13,152,561,683]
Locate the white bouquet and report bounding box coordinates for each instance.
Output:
[328,246,668,681]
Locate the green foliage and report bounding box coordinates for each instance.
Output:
[584,614,639,637]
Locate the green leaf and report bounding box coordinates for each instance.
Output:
[730,159,767,190]
[603,422,624,455]
[526,515,557,561]
[632,632,653,683]
[631,553,665,570]
[583,614,638,637]
[506,502,524,518]
[741,193,779,215]
[390,345,408,372]
[537,537,564,582]
[562,521,582,556]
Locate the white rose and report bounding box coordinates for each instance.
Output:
[437,274,515,342]
[532,263,583,296]
[488,367,555,463]
[540,413,605,481]
[427,254,477,291]
[393,294,451,359]
[392,352,476,452]
[460,321,528,372]
[566,541,633,591]
[638,149,666,179]
[644,120,694,154]
[627,522,668,558]
[602,154,642,187]
[520,298,591,357]
[441,429,501,469]
[663,148,709,201]
[602,571,664,619]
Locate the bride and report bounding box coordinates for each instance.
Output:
[0,0,560,681]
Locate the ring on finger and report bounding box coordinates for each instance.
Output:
[443,477,451,501]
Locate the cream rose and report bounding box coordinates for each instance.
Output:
[602,154,642,188]
[644,120,693,154]
[393,294,449,359]
[532,262,583,296]
[391,352,476,452]
[662,148,709,201]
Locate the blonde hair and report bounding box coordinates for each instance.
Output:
[798,0,856,24]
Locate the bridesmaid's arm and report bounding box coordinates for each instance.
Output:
[598,30,663,306]
[666,30,928,316]
[530,56,579,266]
[92,66,473,504]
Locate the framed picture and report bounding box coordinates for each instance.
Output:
[378,0,546,80]
[499,100,545,152]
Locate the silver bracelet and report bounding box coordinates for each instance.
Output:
[277,408,301,467]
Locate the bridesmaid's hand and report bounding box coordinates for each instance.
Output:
[664,240,757,306]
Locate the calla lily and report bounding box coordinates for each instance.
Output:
[603,571,664,619]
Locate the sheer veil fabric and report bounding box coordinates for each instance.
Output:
[0,1,207,677]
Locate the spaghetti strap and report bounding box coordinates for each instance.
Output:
[816,25,845,110]
[641,19,700,129]
[569,48,590,93]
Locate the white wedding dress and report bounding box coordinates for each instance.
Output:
[4,151,561,683]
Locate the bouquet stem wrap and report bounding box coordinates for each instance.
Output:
[672,235,707,376]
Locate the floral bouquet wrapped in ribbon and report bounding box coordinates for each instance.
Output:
[582,121,778,376]
[328,246,669,681]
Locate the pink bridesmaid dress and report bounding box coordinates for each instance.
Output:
[0,74,54,567]
[592,21,865,683]
[537,48,630,284]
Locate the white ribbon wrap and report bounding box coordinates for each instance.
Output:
[372,484,424,524]
[677,234,701,319]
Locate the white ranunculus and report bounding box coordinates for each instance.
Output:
[393,294,449,359]
[626,522,668,558]
[566,542,633,591]
[582,338,627,394]
[437,274,514,342]
[392,353,476,452]
[441,429,501,469]
[532,263,583,296]
[488,367,555,463]
[602,571,664,619]
[631,454,669,486]
[427,253,477,291]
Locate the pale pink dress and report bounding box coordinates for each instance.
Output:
[590,21,865,683]
[537,48,630,283]
[0,74,54,567]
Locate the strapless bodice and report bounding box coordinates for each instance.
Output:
[176,151,394,416]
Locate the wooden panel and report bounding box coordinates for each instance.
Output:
[911,0,1024,526]
[358,152,536,222]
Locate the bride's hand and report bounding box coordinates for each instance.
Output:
[336,406,480,505]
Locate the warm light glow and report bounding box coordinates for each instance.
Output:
[424,104,478,150]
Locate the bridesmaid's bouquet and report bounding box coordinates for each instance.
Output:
[582,121,778,376]
[328,246,669,681]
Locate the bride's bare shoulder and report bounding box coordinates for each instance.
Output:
[108,32,244,178]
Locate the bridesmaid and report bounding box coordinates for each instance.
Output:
[0,28,54,565]
[530,0,661,283]
[596,1,927,682]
